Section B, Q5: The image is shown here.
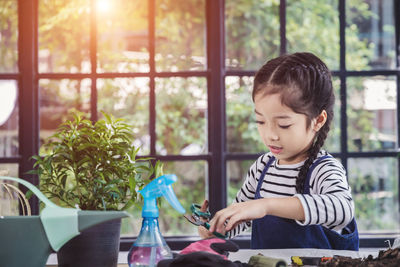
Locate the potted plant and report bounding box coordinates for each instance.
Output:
[30,112,161,267]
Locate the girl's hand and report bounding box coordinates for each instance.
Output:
[197,200,214,239]
[209,197,305,234]
[209,199,268,234]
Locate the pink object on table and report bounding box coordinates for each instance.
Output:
[180,238,228,259]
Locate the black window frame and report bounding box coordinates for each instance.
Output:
[2,0,399,250]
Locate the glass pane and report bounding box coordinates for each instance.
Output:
[0,0,18,73]
[39,79,91,148]
[0,80,18,157]
[225,0,279,71]
[97,78,150,155]
[227,160,254,205]
[346,0,396,70]
[0,163,18,177]
[287,0,339,70]
[155,0,206,72]
[348,157,399,232]
[226,76,264,153]
[0,164,20,216]
[227,160,254,235]
[347,76,397,152]
[324,77,340,152]
[121,160,207,237]
[155,77,207,155]
[38,0,90,73]
[97,0,149,73]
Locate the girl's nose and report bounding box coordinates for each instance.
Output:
[267,129,279,141]
[269,134,279,141]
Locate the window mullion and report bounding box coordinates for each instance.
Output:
[280,0,286,55]
[149,0,156,156]
[206,0,226,215]
[339,0,348,170]
[395,0,400,218]
[18,0,40,214]
[90,0,98,122]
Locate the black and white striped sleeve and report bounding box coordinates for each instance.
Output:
[295,157,354,231]
[226,154,270,238]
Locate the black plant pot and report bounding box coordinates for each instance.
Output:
[57,219,122,267]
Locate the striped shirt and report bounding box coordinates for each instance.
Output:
[228,150,355,238]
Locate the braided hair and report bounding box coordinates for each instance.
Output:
[252,52,335,193]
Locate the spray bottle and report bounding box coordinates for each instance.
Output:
[127,174,185,267]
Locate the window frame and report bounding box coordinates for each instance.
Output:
[3,0,399,250]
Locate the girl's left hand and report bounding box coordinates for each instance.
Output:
[209,199,268,234]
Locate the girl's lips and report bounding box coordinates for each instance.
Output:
[268,145,283,154]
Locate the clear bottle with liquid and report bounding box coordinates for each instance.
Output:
[127,217,173,267]
[127,175,185,267]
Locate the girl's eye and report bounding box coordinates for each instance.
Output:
[255,120,265,125]
[279,125,291,129]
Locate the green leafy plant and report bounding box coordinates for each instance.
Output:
[30,112,162,211]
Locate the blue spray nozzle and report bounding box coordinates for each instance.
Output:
[139,174,186,218]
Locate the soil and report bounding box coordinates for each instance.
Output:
[319,247,400,267]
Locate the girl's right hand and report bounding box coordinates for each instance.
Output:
[197,199,214,239]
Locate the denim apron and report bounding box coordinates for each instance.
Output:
[251,156,359,250]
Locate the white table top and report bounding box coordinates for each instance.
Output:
[47,247,381,266]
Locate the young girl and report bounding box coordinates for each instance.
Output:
[200,52,359,250]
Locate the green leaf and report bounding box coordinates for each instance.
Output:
[25,190,33,200]
[30,110,157,211]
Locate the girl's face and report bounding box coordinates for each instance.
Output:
[254,92,321,165]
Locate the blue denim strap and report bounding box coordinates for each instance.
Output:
[254,156,275,199]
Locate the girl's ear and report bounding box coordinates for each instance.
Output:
[313,110,327,132]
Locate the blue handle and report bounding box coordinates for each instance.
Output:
[140,174,185,217]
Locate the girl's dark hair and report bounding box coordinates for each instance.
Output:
[252,52,335,193]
